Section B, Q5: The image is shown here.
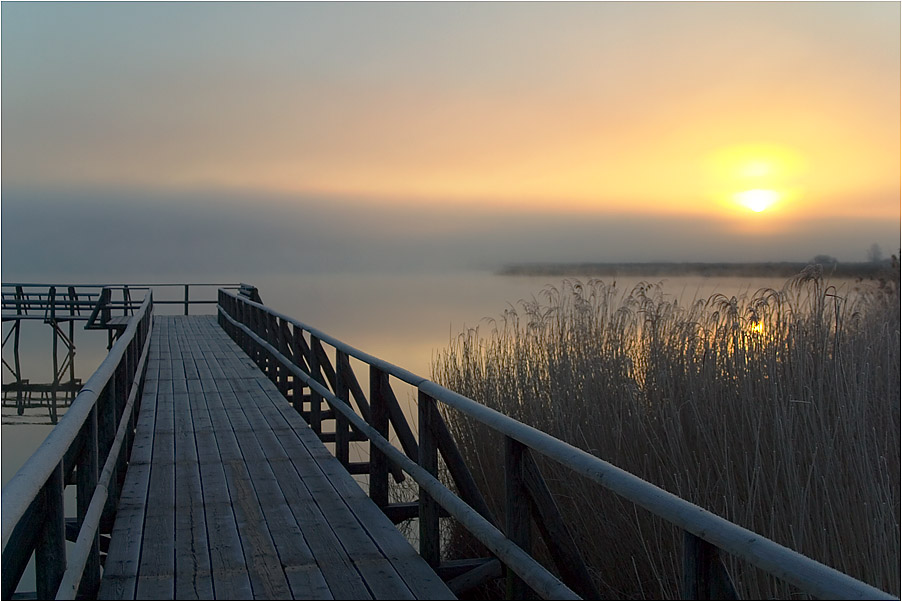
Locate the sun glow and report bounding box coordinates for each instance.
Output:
[734,189,780,212]
[706,145,803,218]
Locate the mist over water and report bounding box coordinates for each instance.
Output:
[2,188,897,284]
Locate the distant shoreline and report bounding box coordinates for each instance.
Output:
[499,261,897,279]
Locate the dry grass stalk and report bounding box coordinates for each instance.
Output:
[433,267,900,599]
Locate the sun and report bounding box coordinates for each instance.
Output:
[734,188,779,213]
[706,144,801,216]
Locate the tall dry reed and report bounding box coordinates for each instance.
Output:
[433,266,900,599]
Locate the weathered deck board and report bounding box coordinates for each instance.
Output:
[99,315,454,600]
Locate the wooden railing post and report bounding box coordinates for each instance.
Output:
[218,289,228,332]
[334,350,350,467]
[682,531,739,600]
[100,288,111,329]
[251,305,260,363]
[267,314,277,381]
[114,355,127,425]
[504,436,531,600]
[13,287,23,415]
[35,462,65,599]
[291,326,310,414]
[76,406,101,597]
[49,286,59,424]
[369,366,389,508]
[130,313,149,431]
[265,312,277,380]
[239,298,250,352]
[67,307,76,404]
[265,311,275,376]
[258,307,269,373]
[276,318,293,398]
[418,390,440,568]
[122,285,131,316]
[265,313,276,383]
[250,305,263,371]
[98,380,118,530]
[227,293,238,341]
[308,335,323,434]
[246,304,259,366]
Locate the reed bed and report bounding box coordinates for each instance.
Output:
[432,266,900,599]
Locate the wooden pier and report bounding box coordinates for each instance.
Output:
[1,284,896,601]
[99,315,452,600]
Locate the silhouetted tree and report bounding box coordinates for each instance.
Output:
[867,243,884,263]
[811,254,838,266]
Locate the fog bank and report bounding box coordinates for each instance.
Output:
[2,188,896,282]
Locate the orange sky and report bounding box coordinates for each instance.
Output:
[2,2,899,232]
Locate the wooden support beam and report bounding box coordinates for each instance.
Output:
[521,449,599,600]
[437,557,497,580]
[318,431,369,444]
[35,463,66,599]
[276,317,292,358]
[346,462,371,475]
[369,366,390,508]
[335,352,372,423]
[504,436,531,600]
[290,326,311,372]
[265,312,280,380]
[299,408,335,422]
[63,519,110,553]
[98,382,118,532]
[308,335,323,434]
[419,390,440,568]
[312,338,336,393]
[332,345,404,483]
[2,497,43,599]
[682,531,739,600]
[75,406,101,598]
[307,338,367,443]
[334,349,350,467]
[445,558,503,596]
[381,501,450,524]
[291,327,311,413]
[382,382,419,462]
[431,409,498,527]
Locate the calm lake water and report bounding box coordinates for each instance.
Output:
[1,268,851,484]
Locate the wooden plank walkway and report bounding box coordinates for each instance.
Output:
[98,315,454,600]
